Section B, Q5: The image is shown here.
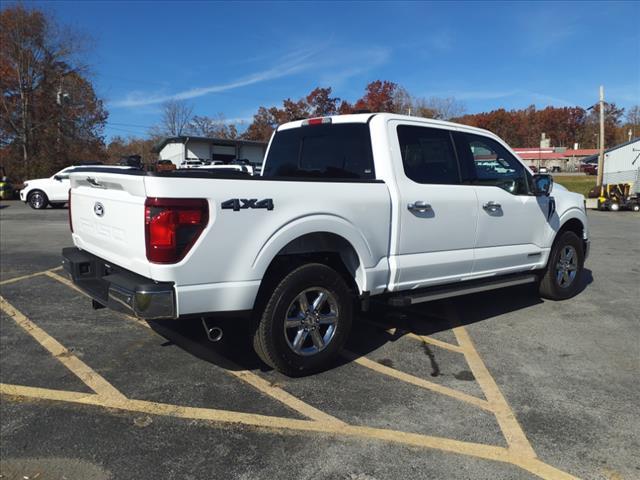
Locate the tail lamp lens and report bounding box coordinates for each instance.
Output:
[144,198,208,263]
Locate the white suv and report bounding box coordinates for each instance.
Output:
[20,165,135,209]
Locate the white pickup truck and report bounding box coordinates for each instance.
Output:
[62,113,589,375]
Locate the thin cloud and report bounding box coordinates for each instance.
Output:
[109,48,319,108]
[319,46,391,87]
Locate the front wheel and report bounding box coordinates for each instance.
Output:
[539,231,584,300]
[27,190,48,209]
[253,263,353,376]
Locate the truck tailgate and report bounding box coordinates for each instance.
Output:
[70,171,151,278]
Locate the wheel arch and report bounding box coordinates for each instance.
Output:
[252,215,378,299]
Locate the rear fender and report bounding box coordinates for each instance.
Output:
[252,214,377,293]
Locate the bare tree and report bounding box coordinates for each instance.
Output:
[154,99,193,137]
[423,96,466,120]
[189,114,238,139]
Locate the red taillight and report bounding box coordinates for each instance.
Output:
[144,198,209,264]
[68,189,73,232]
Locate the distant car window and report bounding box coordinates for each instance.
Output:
[456,133,529,195]
[263,124,375,180]
[396,125,460,184]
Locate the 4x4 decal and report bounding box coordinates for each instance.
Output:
[221,198,274,211]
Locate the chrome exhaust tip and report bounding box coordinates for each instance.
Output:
[201,318,223,342]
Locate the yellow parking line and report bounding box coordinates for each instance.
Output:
[0,295,125,401]
[227,370,346,425]
[45,273,344,424]
[359,319,463,353]
[453,326,537,458]
[343,351,492,412]
[0,266,63,286]
[0,382,577,480]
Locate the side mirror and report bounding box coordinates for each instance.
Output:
[533,174,553,196]
[53,175,62,181]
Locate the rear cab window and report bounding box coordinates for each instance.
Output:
[262,123,375,180]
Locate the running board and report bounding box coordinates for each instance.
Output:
[387,274,538,307]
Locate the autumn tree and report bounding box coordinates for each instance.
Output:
[354,80,400,112]
[106,135,157,165]
[306,87,340,116]
[0,4,107,179]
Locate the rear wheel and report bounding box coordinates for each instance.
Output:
[609,202,620,212]
[539,231,584,300]
[632,203,640,212]
[253,263,353,376]
[27,190,48,209]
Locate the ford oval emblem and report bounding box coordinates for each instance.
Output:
[94,202,105,217]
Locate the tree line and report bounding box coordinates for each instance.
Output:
[2,4,638,180]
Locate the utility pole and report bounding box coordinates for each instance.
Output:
[596,85,605,186]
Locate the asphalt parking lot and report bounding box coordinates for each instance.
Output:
[1,200,638,480]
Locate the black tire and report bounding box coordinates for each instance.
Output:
[50,202,66,209]
[632,203,640,212]
[253,263,353,376]
[539,231,584,300]
[609,202,620,212]
[27,190,49,209]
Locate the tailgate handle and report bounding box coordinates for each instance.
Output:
[86,177,106,188]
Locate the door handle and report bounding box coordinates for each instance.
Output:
[483,201,502,212]
[408,201,432,213]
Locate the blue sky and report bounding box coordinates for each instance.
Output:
[25,0,640,140]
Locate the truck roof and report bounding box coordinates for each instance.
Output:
[277,113,495,138]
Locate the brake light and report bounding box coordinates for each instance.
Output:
[68,189,73,233]
[302,117,332,126]
[145,198,209,263]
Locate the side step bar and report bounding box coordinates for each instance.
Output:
[387,273,538,307]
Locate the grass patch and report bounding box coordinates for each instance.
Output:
[553,175,596,197]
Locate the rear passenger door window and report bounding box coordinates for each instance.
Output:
[455,133,530,195]
[396,126,460,184]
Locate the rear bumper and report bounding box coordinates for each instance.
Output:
[61,247,176,320]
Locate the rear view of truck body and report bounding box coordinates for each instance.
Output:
[66,169,391,318]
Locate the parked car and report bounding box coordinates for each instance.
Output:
[179,160,205,169]
[0,166,14,200]
[538,166,549,173]
[62,113,590,375]
[156,160,177,172]
[582,163,598,175]
[20,165,135,209]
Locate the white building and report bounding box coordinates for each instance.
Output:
[583,138,640,191]
[154,136,268,167]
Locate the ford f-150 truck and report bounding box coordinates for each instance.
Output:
[62,113,589,375]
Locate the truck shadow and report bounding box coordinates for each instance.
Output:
[148,269,593,375]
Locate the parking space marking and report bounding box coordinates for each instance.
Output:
[453,325,537,458]
[360,318,465,354]
[21,273,345,424]
[0,276,580,479]
[0,295,125,401]
[0,266,63,286]
[0,382,578,480]
[227,369,346,424]
[343,350,492,412]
